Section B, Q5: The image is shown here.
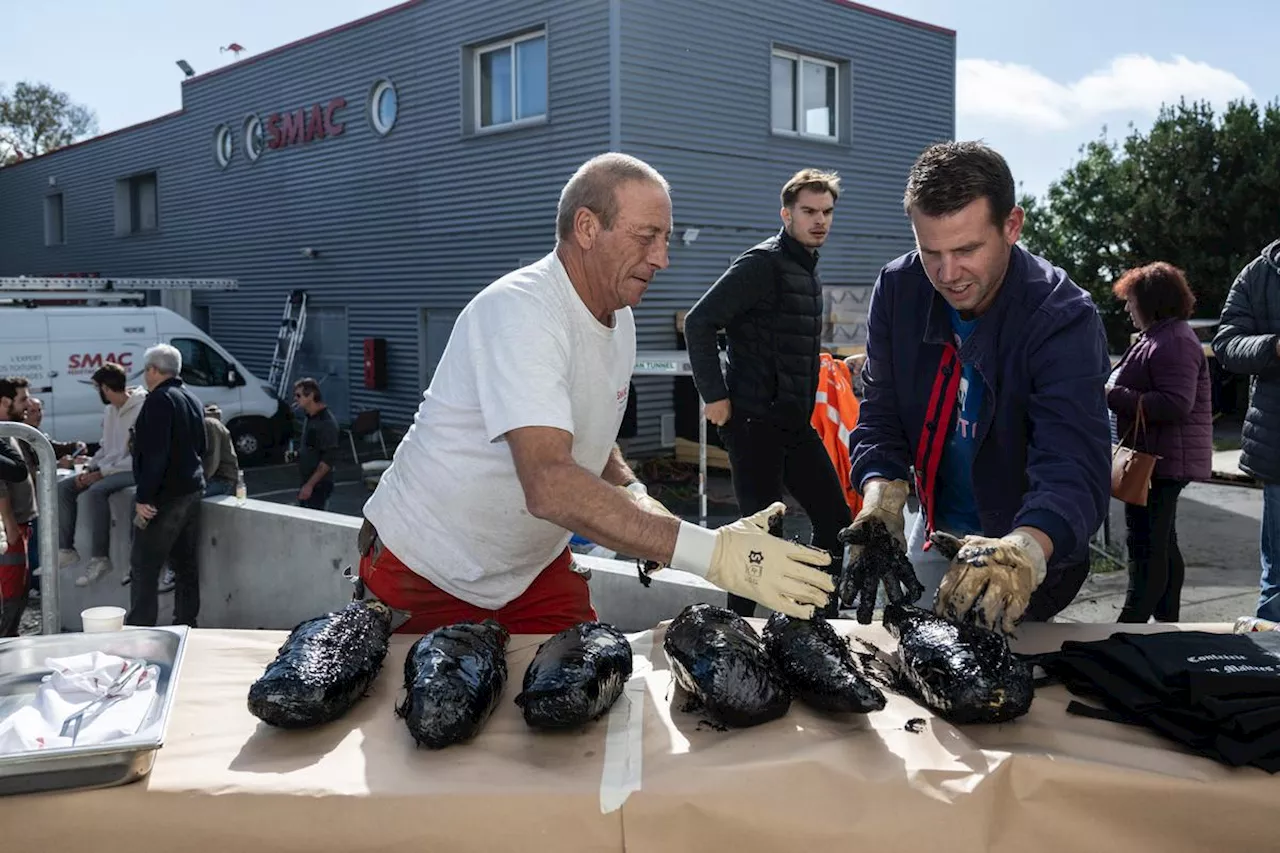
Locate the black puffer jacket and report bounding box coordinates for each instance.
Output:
[685,229,824,427]
[1213,239,1280,482]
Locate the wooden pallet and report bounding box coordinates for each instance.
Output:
[674,437,732,470]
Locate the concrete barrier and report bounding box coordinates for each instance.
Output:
[53,487,725,634]
[576,553,729,631]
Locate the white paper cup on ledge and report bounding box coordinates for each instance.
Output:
[81,606,126,633]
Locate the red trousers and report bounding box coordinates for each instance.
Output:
[358,541,596,635]
[0,523,31,638]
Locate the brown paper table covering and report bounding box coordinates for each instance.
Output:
[0,620,1274,852]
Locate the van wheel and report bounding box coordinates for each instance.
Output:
[230,420,269,466]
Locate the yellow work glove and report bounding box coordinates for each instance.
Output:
[841,478,910,565]
[933,529,1047,634]
[620,481,677,519]
[622,482,678,575]
[668,502,835,619]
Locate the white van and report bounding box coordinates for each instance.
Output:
[0,305,288,463]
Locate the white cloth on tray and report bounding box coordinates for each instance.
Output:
[0,651,159,755]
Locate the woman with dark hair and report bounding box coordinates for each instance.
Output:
[1107,261,1213,623]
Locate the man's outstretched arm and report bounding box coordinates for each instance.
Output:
[506,426,835,618]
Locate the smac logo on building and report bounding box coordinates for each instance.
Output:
[212,77,399,170]
[266,98,347,149]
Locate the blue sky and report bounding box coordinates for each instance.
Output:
[1,0,1274,198]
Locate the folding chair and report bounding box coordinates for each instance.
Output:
[346,409,388,464]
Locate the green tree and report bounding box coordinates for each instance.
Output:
[1020,99,1280,349]
[1019,131,1134,346]
[0,80,98,165]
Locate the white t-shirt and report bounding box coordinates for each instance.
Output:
[362,250,635,609]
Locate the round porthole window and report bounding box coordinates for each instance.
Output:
[243,115,264,162]
[369,78,398,136]
[213,125,233,168]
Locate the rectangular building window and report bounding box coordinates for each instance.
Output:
[114,171,159,236]
[44,193,65,246]
[473,30,547,131]
[771,49,839,140]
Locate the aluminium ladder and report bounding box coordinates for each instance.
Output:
[266,289,308,400]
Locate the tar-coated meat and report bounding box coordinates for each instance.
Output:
[763,612,886,713]
[248,600,393,728]
[883,603,1033,724]
[515,621,633,729]
[397,620,509,749]
[663,603,791,728]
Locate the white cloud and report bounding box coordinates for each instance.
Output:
[958,55,1253,132]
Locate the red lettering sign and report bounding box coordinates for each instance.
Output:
[265,113,282,149]
[262,97,346,151]
[67,352,134,372]
[305,104,324,143]
[281,110,305,147]
[324,97,346,137]
[69,354,102,370]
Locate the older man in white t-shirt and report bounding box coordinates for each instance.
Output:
[359,153,835,635]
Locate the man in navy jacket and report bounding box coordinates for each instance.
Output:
[128,343,206,628]
[847,141,1111,633]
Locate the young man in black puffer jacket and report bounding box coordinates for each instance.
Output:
[1214,238,1280,622]
[685,169,851,618]
[128,344,207,628]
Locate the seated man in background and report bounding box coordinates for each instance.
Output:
[202,404,240,497]
[57,363,147,588]
[25,397,86,460]
[22,396,85,597]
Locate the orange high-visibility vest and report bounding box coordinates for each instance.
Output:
[811,353,862,517]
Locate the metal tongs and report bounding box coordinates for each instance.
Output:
[59,659,146,745]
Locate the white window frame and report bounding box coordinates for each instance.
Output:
[213,125,233,169]
[114,171,159,237]
[243,115,264,162]
[771,48,840,142]
[368,78,398,137]
[473,30,547,133]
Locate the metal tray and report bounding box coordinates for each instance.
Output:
[0,626,189,797]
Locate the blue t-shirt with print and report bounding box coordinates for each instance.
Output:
[933,307,984,535]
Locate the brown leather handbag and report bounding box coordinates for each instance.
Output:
[1112,402,1159,506]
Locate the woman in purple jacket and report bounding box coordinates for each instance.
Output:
[1107,262,1213,623]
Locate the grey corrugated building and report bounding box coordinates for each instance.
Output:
[0,0,954,454]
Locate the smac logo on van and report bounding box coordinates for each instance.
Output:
[68,352,134,375]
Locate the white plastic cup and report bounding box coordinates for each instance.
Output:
[81,606,126,633]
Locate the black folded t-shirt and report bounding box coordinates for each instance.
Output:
[1037,631,1280,772]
